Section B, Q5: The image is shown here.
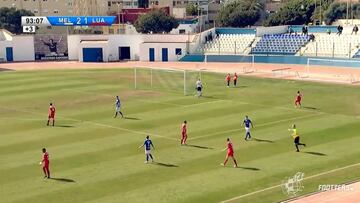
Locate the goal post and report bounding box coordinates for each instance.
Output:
[307,58,360,69]
[204,54,255,74]
[134,66,203,96]
[307,58,360,83]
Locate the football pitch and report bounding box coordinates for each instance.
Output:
[1,68,360,203]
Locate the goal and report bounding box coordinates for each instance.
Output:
[204,54,255,74]
[306,58,360,83]
[134,66,203,96]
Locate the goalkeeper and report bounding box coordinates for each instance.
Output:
[195,78,203,97]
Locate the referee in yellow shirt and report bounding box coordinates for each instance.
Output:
[288,124,306,152]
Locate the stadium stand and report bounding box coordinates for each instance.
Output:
[301,34,360,58]
[251,34,310,55]
[354,49,360,58]
[200,34,255,54]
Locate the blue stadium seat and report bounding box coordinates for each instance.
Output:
[251,34,310,55]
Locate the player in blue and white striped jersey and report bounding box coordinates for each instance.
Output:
[139,135,155,163]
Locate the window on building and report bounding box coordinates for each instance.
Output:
[175,48,182,55]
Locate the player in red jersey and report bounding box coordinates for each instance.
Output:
[181,120,187,145]
[233,73,238,87]
[225,73,231,87]
[47,103,56,126]
[40,148,50,178]
[221,138,238,168]
[294,91,302,108]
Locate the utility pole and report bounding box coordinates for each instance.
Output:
[319,0,322,25]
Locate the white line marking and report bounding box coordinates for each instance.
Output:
[61,88,230,108]
[220,162,360,203]
[0,117,44,121]
[61,88,184,107]
[61,87,358,119]
[0,106,177,141]
[188,113,322,141]
[83,120,178,141]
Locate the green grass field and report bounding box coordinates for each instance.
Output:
[1,68,360,203]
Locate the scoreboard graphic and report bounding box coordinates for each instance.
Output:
[22,16,116,60]
[22,16,116,27]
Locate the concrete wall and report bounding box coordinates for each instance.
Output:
[170,24,197,34]
[68,34,194,61]
[173,8,186,19]
[256,26,288,36]
[68,34,143,61]
[0,40,12,61]
[12,36,35,61]
[0,35,34,62]
[139,43,187,61]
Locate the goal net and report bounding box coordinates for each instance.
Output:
[204,54,255,74]
[134,66,202,96]
[307,58,360,83]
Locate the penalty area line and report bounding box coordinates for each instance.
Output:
[220,162,360,203]
[83,120,178,141]
[0,106,178,142]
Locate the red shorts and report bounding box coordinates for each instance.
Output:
[182,132,187,137]
[43,161,49,168]
[227,152,234,157]
[48,114,55,119]
[295,99,301,104]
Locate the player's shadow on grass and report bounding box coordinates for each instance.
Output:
[185,144,214,150]
[233,85,248,88]
[50,177,76,183]
[238,166,261,171]
[0,68,14,72]
[56,125,75,128]
[153,162,178,167]
[252,138,274,143]
[302,106,317,110]
[303,151,327,156]
[124,117,140,120]
[201,95,216,99]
